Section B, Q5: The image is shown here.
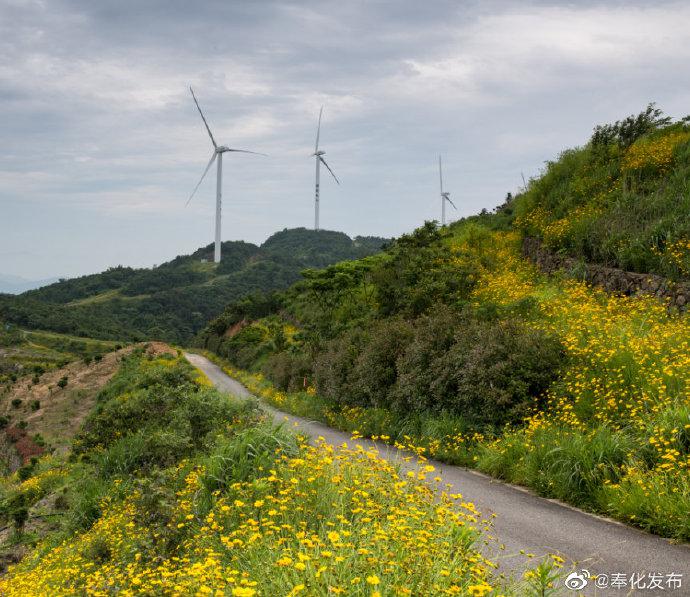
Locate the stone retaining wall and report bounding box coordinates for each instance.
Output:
[522,237,690,310]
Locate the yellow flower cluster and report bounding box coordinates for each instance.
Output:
[466,231,538,306]
[1,440,497,596]
[653,238,690,276]
[621,131,690,172]
[465,231,690,494]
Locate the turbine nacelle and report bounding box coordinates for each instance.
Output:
[313,150,326,157]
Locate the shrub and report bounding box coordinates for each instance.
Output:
[12,506,28,531]
[347,318,414,408]
[57,376,68,389]
[313,328,368,406]
[390,306,460,413]
[94,430,191,478]
[30,400,40,411]
[437,320,564,425]
[262,351,312,391]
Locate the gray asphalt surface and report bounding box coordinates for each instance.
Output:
[185,352,690,596]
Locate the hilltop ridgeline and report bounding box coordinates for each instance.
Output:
[0,228,389,344]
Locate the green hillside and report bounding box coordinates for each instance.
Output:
[0,229,388,344]
[514,104,690,277]
[197,106,690,541]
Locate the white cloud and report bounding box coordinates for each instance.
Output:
[383,4,690,102]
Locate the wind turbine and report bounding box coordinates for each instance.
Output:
[186,86,265,263]
[439,155,456,226]
[312,107,339,231]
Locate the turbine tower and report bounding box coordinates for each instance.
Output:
[439,155,456,226]
[312,107,339,231]
[187,87,265,263]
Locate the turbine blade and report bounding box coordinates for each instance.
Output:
[225,149,268,156]
[439,154,443,194]
[446,195,457,210]
[190,86,218,149]
[315,106,323,152]
[186,151,217,206]
[319,156,339,184]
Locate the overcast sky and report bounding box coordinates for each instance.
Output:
[1,0,689,279]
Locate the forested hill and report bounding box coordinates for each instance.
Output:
[0,228,389,343]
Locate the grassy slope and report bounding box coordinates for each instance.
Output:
[197,113,690,541]
[0,229,389,345]
[514,119,690,278]
[0,347,533,596]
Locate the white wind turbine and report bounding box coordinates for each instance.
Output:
[438,155,456,226]
[186,86,265,263]
[312,107,340,231]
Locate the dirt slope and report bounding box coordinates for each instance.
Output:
[0,342,175,470]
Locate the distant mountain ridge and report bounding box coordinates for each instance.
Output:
[0,274,59,295]
[0,228,389,343]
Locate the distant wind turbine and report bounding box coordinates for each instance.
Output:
[186,86,265,263]
[439,155,456,226]
[312,107,339,231]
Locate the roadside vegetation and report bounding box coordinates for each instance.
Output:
[0,346,526,595]
[198,106,690,542]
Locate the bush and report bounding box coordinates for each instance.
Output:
[11,398,22,408]
[312,305,564,426]
[94,430,191,478]
[30,400,40,411]
[57,376,68,389]
[347,318,414,408]
[313,328,368,406]
[433,320,564,425]
[389,307,460,413]
[262,351,312,391]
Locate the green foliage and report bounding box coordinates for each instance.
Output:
[312,307,564,425]
[74,356,252,463]
[590,103,673,149]
[200,425,298,492]
[373,221,477,317]
[261,351,312,392]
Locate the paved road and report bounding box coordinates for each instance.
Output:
[185,353,690,595]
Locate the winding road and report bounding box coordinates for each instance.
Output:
[185,352,690,595]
